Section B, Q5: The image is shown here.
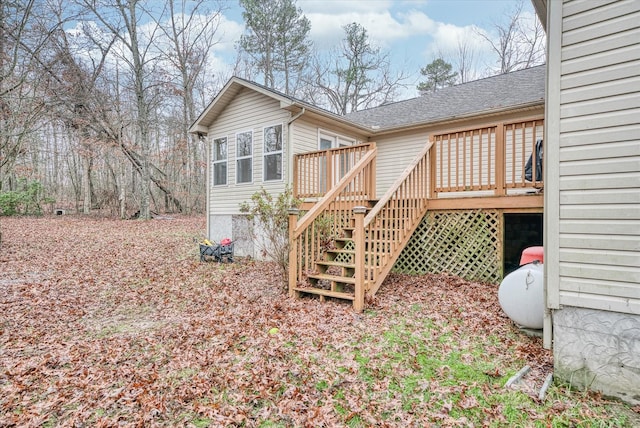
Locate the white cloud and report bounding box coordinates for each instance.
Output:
[214,13,244,53]
[300,0,394,14]
[305,8,438,50]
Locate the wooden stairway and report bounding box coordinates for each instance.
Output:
[289,141,434,311]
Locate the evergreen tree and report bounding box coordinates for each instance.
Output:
[417,58,458,94]
[239,0,311,94]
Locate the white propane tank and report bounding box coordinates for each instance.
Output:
[498,262,544,329]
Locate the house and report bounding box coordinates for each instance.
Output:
[190,67,546,305]
[190,67,545,287]
[532,0,640,405]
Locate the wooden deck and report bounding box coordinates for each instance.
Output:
[289,118,544,311]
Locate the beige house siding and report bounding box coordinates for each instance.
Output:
[550,0,640,314]
[290,118,367,155]
[374,131,430,196]
[207,88,292,215]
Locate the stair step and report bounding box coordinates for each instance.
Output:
[307,272,356,284]
[334,237,354,247]
[326,248,356,255]
[316,260,355,269]
[293,287,355,301]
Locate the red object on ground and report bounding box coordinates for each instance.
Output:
[220,238,232,246]
[520,246,544,265]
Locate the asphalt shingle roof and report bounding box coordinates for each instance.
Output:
[345,65,545,131]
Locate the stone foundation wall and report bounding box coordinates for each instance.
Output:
[553,306,640,405]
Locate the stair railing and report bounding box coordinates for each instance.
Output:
[289,145,377,298]
[357,140,434,301]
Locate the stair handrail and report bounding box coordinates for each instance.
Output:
[364,140,433,227]
[356,140,433,301]
[293,146,377,239]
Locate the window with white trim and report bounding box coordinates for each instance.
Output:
[263,124,283,181]
[318,130,357,189]
[318,130,355,149]
[236,131,253,184]
[212,137,227,186]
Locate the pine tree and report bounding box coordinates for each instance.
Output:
[239,0,311,94]
[417,58,458,94]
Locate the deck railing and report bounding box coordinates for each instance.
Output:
[293,143,376,199]
[359,140,433,299]
[430,118,543,196]
[288,118,543,311]
[504,119,544,188]
[289,147,377,296]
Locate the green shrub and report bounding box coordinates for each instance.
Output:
[240,185,300,286]
[0,180,54,216]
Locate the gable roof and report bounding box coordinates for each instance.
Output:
[190,65,545,136]
[189,76,374,136]
[344,65,546,132]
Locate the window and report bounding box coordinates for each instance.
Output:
[236,131,253,184]
[318,130,356,190]
[263,124,283,181]
[212,137,227,186]
[318,130,355,150]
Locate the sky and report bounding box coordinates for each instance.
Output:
[209,0,541,97]
[65,0,541,102]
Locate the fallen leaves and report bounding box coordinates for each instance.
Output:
[0,216,631,426]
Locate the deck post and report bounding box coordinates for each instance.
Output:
[428,137,436,198]
[288,208,300,299]
[495,123,506,196]
[353,206,367,312]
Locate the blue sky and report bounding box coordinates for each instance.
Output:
[67,0,541,100]
[210,0,541,97]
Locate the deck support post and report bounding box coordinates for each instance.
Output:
[495,123,506,196]
[353,206,367,312]
[288,208,300,299]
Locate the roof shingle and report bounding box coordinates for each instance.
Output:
[344,65,545,130]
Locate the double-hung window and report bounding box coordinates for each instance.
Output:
[236,131,253,184]
[212,137,227,186]
[263,124,283,181]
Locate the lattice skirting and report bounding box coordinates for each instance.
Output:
[394,209,502,283]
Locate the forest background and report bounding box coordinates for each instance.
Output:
[0,0,544,226]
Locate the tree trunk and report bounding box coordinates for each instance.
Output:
[82,152,91,214]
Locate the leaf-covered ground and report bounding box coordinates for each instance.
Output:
[0,216,637,427]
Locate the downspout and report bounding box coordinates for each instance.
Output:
[287,107,306,184]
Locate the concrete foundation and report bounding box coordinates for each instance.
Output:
[553,306,640,405]
[209,214,254,258]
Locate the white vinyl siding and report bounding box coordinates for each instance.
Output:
[290,119,323,154]
[207,89,291,215]
[549,0,640,315]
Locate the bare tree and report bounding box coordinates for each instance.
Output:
[476,1,545,74]
[0,0,64,191]
[454,35,477,83]
[305,22,408,114]
[74,0,163,219]
[152,0,226,213]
